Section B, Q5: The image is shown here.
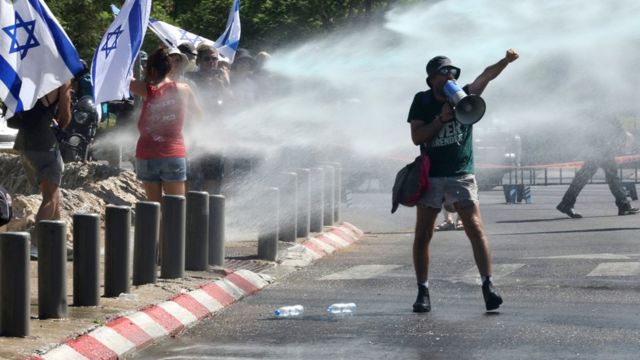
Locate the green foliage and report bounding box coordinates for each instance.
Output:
[44,0,416,59]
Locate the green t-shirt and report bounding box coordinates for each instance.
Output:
[406,88,474,177]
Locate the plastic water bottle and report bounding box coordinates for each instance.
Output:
[274,305,304,318]
[327,303,357,315]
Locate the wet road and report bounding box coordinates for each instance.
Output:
[134,185,640,359]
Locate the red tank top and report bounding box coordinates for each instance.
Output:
[135,82,186,159]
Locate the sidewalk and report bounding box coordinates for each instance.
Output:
[0,222,363,360]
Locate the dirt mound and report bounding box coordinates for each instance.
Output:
[0,153,146,242]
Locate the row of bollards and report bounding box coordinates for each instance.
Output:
[0,192,226,337]
[0,162,341,337]
[257,163,342,262]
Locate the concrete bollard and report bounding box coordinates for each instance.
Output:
[278,172,298,242]
[323,162,342,223]
[0,232,30,337]
[186,191,209,271]
[208,194,225,267]
[296,168,311,240]
[133,202,160,286]
[73,214,100,307]
[258,187,279,261]
[37,220,68,319]
[161,195,186,279]
[309,167,325,232]
[323,166,336,226]
[104,205,132,297]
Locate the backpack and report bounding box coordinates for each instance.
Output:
[391,154,431,214]
[0,185,13,226]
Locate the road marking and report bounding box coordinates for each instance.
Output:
[451,264,525,285]
[587,262,640,276]
[526,253,632,260]
[320,265,402,280]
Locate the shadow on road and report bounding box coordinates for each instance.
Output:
[493,227,640,236]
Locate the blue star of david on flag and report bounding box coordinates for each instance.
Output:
[2,12,40,60]
[100,24,124,59]
[179,29,201,45]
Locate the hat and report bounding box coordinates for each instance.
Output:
[168,47,188,64]
[177,42,197,57]
[426,55,460,79]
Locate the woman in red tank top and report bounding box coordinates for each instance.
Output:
[130,47,202,202]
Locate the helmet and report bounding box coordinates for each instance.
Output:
[73,96,97,125]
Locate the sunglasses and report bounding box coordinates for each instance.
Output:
[438,67,459,77]
[203,56,218,62]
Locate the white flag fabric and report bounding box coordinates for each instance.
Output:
[148,18,215,49]
[0,0,83,119]
[214,0,241,63]
[92,0,151,103]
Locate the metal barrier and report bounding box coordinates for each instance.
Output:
[104,205,132,297]
[161,195,186,279]
[0,232,30,337]
[133,201,160,286]
[73,214,100,306]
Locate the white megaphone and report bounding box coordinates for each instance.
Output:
[443,80,486,125]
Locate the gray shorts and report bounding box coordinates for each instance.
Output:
[22,150,64,186]
[417,174,479,211]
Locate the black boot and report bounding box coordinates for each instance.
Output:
[413,284,431,313]
[556,203,582,218]
[482,281,503,311]
[618,203,640,216]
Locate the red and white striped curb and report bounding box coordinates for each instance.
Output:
[285,222,364,263]
[33,270,270,360]
[31,223,364,360]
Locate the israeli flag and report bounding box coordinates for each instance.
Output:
[214,0,241,63]
[148,18,215,49]
[0,0,83,119]
[92,0,151,103]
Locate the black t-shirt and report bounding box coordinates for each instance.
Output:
[406,87,474,177]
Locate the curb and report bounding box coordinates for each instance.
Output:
[31,222,364,360]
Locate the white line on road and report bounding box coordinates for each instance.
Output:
[320,265,402,280]
[450,264,526,285]
[587,262,640,276]
[526,253,632,260]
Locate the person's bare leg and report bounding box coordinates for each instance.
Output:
[143,182,163,203]
[413,206,440,283]
[455,201,503,310]
[412,206,440,312]
[34,179,62,247]
[162,181,186,197]
[454,202,491,276]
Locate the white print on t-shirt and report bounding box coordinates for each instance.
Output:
[431,121,464,148]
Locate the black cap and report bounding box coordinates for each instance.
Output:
[426,55,460,79]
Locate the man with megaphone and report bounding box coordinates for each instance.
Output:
[406,49,519,313]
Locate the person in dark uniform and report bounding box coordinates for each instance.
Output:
[556,118,639,218]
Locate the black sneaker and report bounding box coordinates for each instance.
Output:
[482,282,503,311]
[618,204,640,216]
[412,285,431,313]
[556,204,582,218]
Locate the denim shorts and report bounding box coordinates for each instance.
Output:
[136,157,187,182]
[22,150,64,186]
[417,174,479,210]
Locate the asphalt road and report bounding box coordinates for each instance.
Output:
[134,185,640,360]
